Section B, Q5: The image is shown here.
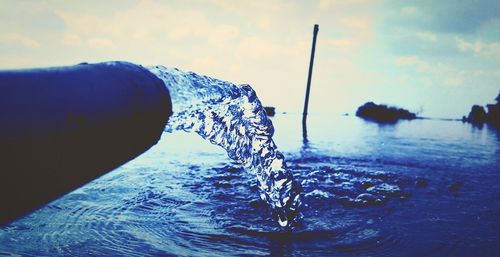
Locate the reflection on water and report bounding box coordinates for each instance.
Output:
[1,114,499,256]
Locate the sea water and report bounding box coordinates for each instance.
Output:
[0,68,499,256]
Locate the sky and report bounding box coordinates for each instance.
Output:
[1,0,499,118]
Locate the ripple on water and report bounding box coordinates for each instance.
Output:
[290,161,411,209]
[0,153,432,256]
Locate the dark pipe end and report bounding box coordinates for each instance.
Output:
[0,61,172,226]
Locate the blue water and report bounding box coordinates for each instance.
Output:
[1,114,499,256]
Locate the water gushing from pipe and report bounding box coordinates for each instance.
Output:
[148,66,302,227]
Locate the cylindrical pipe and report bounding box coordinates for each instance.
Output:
[0,61,172,225]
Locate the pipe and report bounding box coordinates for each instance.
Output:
[0,61,172,226]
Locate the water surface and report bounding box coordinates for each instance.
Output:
[1,114,499,256]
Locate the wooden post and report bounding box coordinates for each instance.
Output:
[302,24,319,141]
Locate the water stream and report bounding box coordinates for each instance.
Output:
[149,66,302,228]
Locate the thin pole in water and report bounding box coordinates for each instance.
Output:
[302,24,319,142]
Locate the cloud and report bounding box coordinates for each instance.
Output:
[400,6,418,15]
[340,16,370,31]
[319,0,380,11]
[62,34,82,46]
[380,1,500,63]
[209,0,298,15]
[0,33,40,48]
[319,0,333,10]
[416,32,437,42]
[394,55,429,72]
[1,0,497,118]
[393,54,500,92]
[206,24,240,48]
[324,38,354,48]
[389,1,500,34]
[443,77,463,87]
[236,36,273,59]
[55,1,244,52]
[191,56,220,71]
[456,37,500,58]
[87,37,115,49]
[62,34,115,49]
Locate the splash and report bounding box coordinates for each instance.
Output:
[148,66,302,227]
